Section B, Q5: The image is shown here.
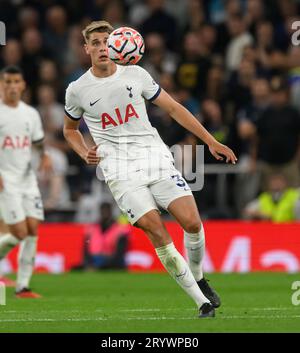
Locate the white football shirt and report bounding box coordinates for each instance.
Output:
[65,65,174,180]
[0,101,44,186]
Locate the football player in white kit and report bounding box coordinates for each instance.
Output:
[64,21,237,318]
[0,66,51,298]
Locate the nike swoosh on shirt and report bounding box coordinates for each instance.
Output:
[90,98,102,106]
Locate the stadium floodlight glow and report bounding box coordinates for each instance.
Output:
[0,21,6,45]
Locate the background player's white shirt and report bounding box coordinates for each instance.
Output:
[65,65,174,180]
[0,101,44,187]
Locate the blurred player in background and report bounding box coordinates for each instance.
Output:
[64,21,237,318]
[0,217,16,286]
[0,66,52,298]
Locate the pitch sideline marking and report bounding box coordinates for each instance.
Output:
[0,315,300,323]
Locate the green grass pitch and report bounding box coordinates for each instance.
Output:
[0,272,299,332]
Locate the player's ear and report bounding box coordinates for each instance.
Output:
[84,43,90,55]
[21,78,26,92]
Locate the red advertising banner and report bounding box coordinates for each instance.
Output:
[126,222,300,273]
[2,222,300,273]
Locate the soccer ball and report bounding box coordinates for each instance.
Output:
[107,27,145,65]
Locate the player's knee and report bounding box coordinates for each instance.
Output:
[183,218,202,234]
[11,228,28,240]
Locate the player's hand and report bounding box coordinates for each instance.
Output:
[208,141,238,164]
[38,153,53,174]
[84,145,101,165]
[0,175,3,192]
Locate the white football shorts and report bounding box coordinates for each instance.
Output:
[0,182,44,225]
[107,166,193,225]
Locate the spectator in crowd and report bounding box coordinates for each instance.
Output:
[175,31,211,98]
[1,39,23,67]
[142,32,178,81]
[287,46,300,112]
[227,58,257,115]
[243,173,300,222]
[253,77,300,189]
[83,203,130,270]
[102,0,126,28]
[43,5,69,66]
[21,28,51,87]
[225,14,254,72]
[37,145,71,212]
[255,21,286,75]
[139,0,178,50]
[18,6,40,33]
[37,84,65,139]
[234,78,271,210]
[237,77,271,161]
[245,0,266,35]
[37,59,64,102]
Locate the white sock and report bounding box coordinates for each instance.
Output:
[155,242,209,309]
[0,233,20,260]
[184,223,205,282]
[16,236,38,291]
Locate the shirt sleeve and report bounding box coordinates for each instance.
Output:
[31,109,45,143]
[138,66,161,101]
[64,82,83,120]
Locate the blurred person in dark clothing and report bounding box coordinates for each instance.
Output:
[255,21,286,76]
[142,32,178,82]
[84,203,130,270]
[0,39,23,68]
[237,77,271,160]
[253,77,300,189]
[18,6,40,33]
[175,31,211,98]
[21,28,52,88]
[199,98,229,164]
[37,59,64,103]
[227,58,257,115]
[139,0,178,50]
[43,5,69,66]
[234,78,271,212]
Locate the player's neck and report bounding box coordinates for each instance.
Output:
[91,62,117,78]
[2,97,20,108]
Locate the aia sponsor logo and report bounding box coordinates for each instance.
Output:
[1,135,30,149]
[101,103,139,129]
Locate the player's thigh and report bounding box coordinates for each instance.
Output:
[26,217,40,236]
[135,209,172,248]
[0,188,27,227]
[8,220,28,240]
[167,195,202,233]
[23,189,44,223]
[0,220,9,234]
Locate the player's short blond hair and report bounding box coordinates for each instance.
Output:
[82,20,114,42]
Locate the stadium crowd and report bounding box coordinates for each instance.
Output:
[1,0,300,221]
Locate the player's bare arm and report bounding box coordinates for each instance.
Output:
[153,89,238,164]
[63,115,100,165]
[32,139,53,173]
